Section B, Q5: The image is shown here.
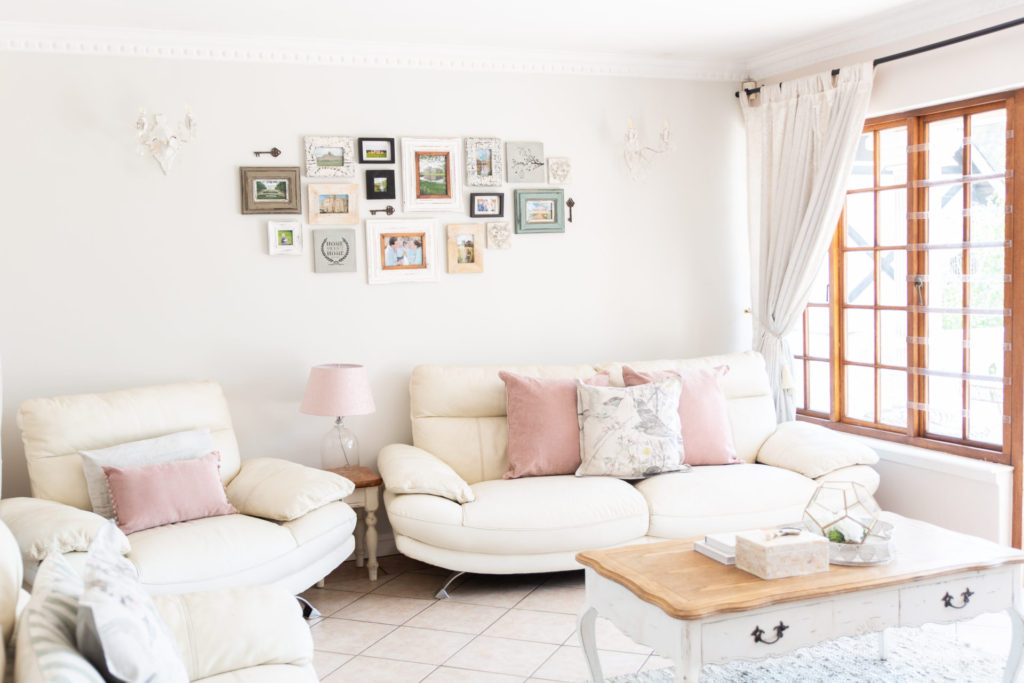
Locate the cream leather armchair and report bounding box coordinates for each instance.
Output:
[0,381,355,595]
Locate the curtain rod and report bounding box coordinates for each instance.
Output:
[734,15,1024,98]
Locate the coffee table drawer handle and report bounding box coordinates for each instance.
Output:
[751,621,789,644]
[941,588,974,609]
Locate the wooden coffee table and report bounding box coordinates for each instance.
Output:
[576,514,1024,682]
[327,465,383,580]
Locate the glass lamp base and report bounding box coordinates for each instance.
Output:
[321,417,359,470]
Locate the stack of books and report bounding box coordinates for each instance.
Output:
[694,532,736,565]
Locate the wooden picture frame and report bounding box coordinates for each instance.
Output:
[365,218,440,284]
[401,137,462,212]
[267,221,302,255]
[308,183,359,225]
[240,166,301,214]
[447,224,485,274]
[470,192,504,217]
[365,170,396,200]
[515,189,565,234]
[304,136,355,178]
[465,137,504,186]
[358,137,395,164]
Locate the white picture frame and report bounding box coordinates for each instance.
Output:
[267,221,302,255]
[401,137,463,212]
[304,136,356,178]
[365,218,440,285]
[465,137,504,186]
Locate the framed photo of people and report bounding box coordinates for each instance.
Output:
[365,218,440,285]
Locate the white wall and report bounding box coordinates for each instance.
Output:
[0,52,749,498]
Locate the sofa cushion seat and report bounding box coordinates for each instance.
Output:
[636,464,818,538]
[387,475,649,555]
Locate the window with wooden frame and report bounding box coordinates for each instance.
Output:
[790,90,1021,467]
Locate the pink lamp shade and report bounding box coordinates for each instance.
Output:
[300,364,376,417]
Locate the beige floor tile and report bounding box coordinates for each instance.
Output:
[484,608,577,644]
[362,625,474,665]
[321,655,436,683]
[563,617,652,654]
[531,645,647,682]
[372,571,448,600]
[445,635,558,677]
[323,570,398,594]
[423,666,525,682]
[515,583,585,614]
[640,654,674,672]
[302,588,364,617]
[406,600,508,634]
[335,593,434,625]
[311,617,395,655]
[313,650,352,679]
[450,575,544,608]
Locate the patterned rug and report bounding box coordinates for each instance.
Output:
[607,623,1007,682]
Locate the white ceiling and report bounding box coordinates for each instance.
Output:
[2,0,1023,79]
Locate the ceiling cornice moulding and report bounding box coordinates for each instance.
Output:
[0,21,747,82]
[746,0,1024,80]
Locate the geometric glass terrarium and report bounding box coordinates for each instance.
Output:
[803,481,894,565]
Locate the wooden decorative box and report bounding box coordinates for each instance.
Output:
[735,529,829,580]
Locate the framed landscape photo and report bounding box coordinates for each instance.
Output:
[515,189,565,234]
[240,166,301,214]
[365,218,439,284]
[267,221,302,255]
[400,137,462,212]
[304,136,355,178]
[469,192,504,217]
[358,137,395,164]
[447,224,484,274]
[308,183,359,225]
[365,169,396,200]
[465,137,504,186]
[313,228,357,273]
[506,141,546,183]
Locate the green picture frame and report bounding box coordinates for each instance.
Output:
[514,189,565,234]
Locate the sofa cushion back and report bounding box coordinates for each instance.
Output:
[595,351,777,463]
[17,381,240,511]
[410,364,598,484]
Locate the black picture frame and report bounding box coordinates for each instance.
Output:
[469,192,504,218]
[365,169,397,200]
[358,137,395,164]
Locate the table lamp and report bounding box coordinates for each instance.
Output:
[300,363,376,469]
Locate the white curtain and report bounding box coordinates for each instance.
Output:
[741,63,874,422]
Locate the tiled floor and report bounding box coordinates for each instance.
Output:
[302,555,1012,683]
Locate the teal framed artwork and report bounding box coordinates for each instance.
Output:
[514,189,565,234]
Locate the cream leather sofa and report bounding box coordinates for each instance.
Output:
[378,351,880,574]
[0,381,355,595]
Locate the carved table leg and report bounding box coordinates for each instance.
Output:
[365,485,380,581]
[577,605,603,682]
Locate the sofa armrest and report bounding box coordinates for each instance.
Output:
[378,444,475,504]
[154,585,313,680]
[815,464,881,494]
[0,498,129,563]
[226,457,355,522]
[756,421,879,480]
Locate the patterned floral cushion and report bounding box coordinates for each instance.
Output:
[575,376,686,478]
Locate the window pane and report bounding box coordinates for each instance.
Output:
[877,188,907,247]
[970,179,1006,242]
[784,324,804,358]
[878,126,907,186]
[926,376,962,437]
[844,193,874,248]
[967,382,1002,445]
[847,132,874,190]
[925,312,964,374]
[807,307,830,359]
[968,315,1005,378]
[878,249,907,307]
[879,310,907,367]
[845,308,874,364]
[845,251,874,305]
[967,247,1004,311]
[879,369,907,427]
[845,365,875,422]
[926,185,964,244]
[807,361,831,414]
[807,257,830,304]
[927,248,963,311]
[969,109,1006,173]
[791,360,805,410]
[927,117,965,181]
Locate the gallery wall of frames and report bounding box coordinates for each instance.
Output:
[243,135,573,284]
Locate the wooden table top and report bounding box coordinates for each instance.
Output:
[576,513,1024,620]
[327,465,383,488]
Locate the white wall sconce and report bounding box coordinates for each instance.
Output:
[136,105,196,174]
[623,119,672,181]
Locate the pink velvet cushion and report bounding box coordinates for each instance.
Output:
[501,371,610,479]
[622,365,740,466]
[103,451,238,534]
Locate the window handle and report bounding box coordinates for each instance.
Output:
[913,277,925,305]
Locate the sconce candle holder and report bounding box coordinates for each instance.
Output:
[136,105,196,174]
[623,119,672,181]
